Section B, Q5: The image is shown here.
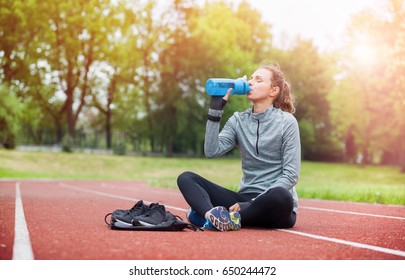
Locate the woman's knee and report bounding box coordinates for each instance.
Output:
[258,187,293,211]
[177,171,197,189]
[269,187,293,201]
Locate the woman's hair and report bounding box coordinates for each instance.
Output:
[259,64,296,114]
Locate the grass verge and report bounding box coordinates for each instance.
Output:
[0,150,404,205]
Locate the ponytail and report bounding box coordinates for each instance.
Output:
[260,65,296,114]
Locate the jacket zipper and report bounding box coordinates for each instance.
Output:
[256,119,260,155]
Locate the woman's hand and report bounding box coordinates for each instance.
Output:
[209,88,232,110]
[230,201,252,212]
[229,203,240,212]
[223,88,232,101]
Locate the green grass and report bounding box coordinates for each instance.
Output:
[0,149,404,205]
[298,162,405,205]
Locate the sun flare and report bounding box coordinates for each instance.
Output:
[352,43,378,65]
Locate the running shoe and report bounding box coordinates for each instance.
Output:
[112,202,159,228]
[105,200,147,226]
[186,208,206,227]
[114,200,146,217]
[203,206,241,231]
[114,203,180,228]
[133,203,167,226]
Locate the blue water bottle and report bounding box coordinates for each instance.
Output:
[205,77,251,96]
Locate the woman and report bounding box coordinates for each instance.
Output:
[177,64,301,231]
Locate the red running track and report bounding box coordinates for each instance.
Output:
[0,179,404,260]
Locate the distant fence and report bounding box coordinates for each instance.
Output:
[17,128,152,155]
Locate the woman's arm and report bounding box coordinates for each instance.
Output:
[204,109,237,158]
[204,89,237,158]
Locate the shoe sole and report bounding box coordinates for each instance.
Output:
[114,217,144,228]
[229,212,241,230]
[113,219,137,229]
[208,206,241,231]
[133,217,164,226]
[115,216,165,227]
[138,220,156,226]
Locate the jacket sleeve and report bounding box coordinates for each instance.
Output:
[271,116,301,190]
[204,109,237,158]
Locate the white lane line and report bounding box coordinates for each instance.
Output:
[100,183,180,196]
[279,229,405,258]
[5,179,403,217]
[98,183,405,220]
[12,182,34,260]
[300,206,405,220]
[59,183,187,212]
[59,182,405,258]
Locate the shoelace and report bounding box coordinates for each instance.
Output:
[139,203,163,217]
[128,204,141,213]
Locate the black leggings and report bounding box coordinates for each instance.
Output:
[177,171,296,229]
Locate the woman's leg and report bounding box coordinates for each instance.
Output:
[177,171,247,217]
[240,187,296,228]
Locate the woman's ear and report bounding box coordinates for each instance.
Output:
[270,86,280,97]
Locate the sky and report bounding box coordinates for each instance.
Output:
[243,0,380,51]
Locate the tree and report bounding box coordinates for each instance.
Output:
[273,39,338,161]
[1,2,54,144]
[156,0,272,156]
[23,0,127,143]
[337,0,405,167]
[386,0,405,171]
[88,1,146,149]
[0,0,42,85]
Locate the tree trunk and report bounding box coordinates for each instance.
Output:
[106,116,112,149]
[105,75,116,149]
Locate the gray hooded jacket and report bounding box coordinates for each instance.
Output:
[205,106,301,212]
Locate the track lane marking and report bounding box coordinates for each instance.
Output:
[76,181,405,220]
[279,229,405,258]
[59,183,187,212]
[12,182,34,260]
[59,182,405,258]
[100,182,180,196]
[300,206,405,220]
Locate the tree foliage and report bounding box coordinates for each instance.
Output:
[334,0,405,169]
[1,0,404,171]
[0,86,21,148]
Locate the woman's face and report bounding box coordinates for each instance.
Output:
[247,68,277,102]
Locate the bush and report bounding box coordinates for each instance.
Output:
[113,141,127,155]
[0,87,21,149]
[62,135,73,153]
